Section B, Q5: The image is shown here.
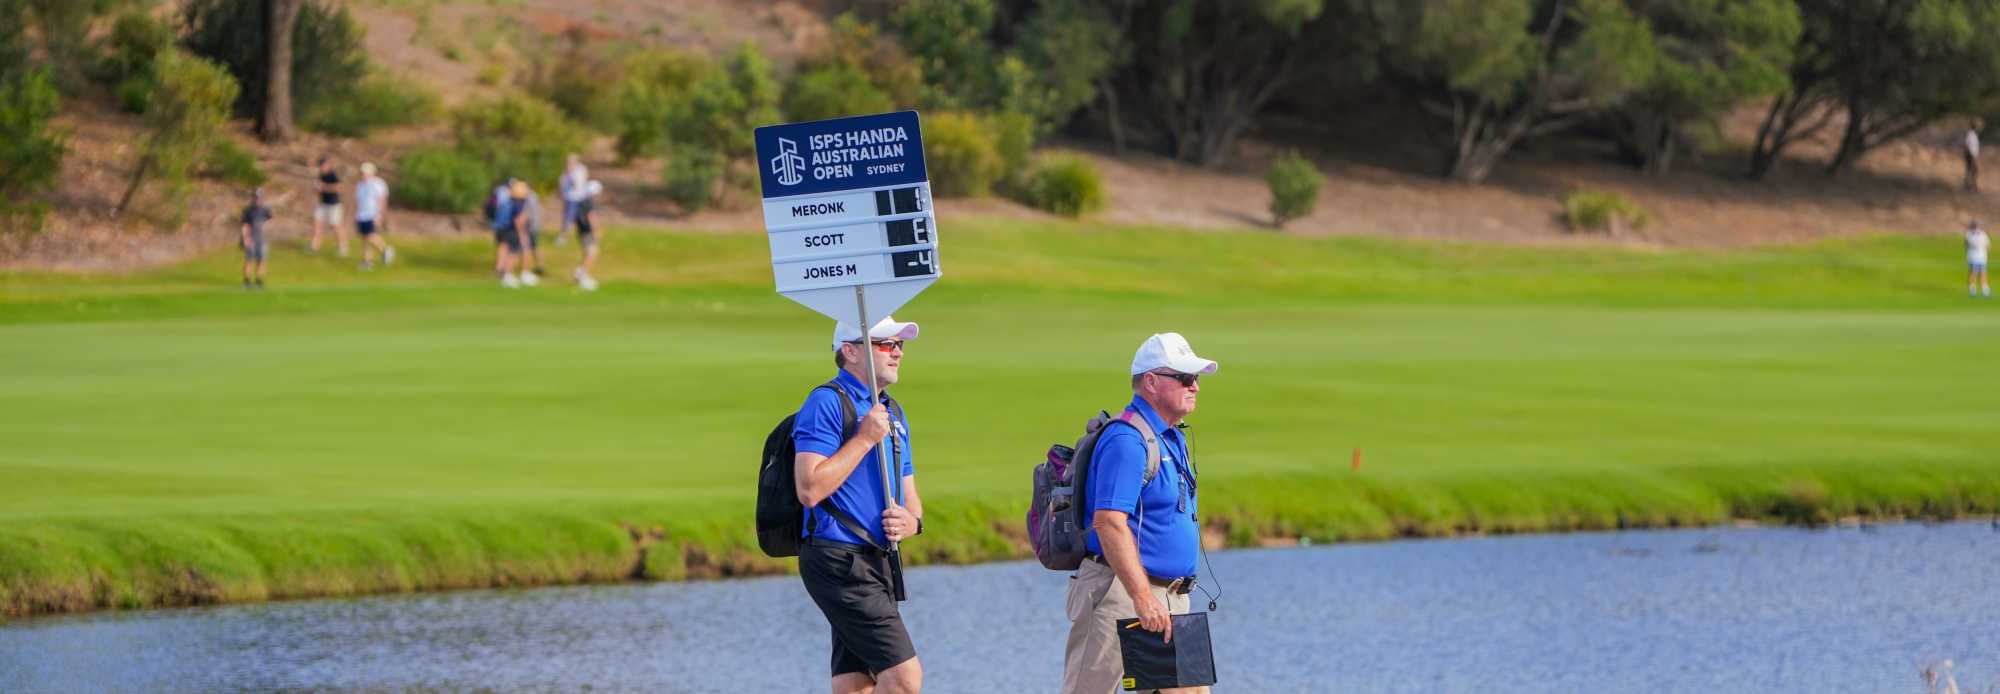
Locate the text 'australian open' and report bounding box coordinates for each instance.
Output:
[806,127,910,181]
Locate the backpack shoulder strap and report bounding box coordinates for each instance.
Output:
[1116,409,1162,485]
[806,381,886,551]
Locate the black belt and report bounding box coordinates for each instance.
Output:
[1084,554,1196,595]
[803,537,887,557]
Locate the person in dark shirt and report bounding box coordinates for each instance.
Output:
[241,188,273,290]
[310,157,345,256]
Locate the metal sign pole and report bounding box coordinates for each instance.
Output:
[853,286,899,554]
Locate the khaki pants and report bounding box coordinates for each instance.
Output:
[1060,559,1211,694]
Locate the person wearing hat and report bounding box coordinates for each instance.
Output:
[353,162,395,271]
[239,187,273,290]
[1061,332,1217,694]
[508,179,545,286]
[792,316,927,694]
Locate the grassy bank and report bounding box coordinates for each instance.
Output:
[3,220,1996,618]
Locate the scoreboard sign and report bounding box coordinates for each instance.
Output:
[756,111,939,326]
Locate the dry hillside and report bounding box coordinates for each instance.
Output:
[6,0,1997,271]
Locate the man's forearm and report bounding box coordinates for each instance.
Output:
[1094,515,1154,606]
[798,435,879,506]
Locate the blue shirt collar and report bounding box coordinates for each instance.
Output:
[832,368,877,401]
[1125,395,1175,439]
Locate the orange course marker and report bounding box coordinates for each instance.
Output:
[1351,447,1362,471]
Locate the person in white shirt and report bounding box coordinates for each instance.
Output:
[1969,221,1991,297]
[353,162,395,271]
[1966,129,1981,192]
[557,153,589,246]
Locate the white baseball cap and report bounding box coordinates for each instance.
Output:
[832,316,920,350]
[1131,332,1218,376]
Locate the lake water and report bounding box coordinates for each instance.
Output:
[2,522,1995,693]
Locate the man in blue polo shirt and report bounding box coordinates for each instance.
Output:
[1061,332,1217,694]
[793,316,927,694]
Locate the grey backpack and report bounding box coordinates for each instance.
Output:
[1028,408,1160,570]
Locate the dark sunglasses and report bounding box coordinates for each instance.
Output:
[849,339,905,353]
[1148,371,1198,387]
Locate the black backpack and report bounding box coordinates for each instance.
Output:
[757,381,902,558]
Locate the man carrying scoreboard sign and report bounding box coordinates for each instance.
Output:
[753,111,941,694]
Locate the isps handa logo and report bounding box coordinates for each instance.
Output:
[770,137,805,187]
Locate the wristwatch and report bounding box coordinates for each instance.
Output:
[914,516,924,536]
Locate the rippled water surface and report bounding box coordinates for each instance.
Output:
[3,522,1995,693]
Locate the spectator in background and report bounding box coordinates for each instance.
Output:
[572,180,604,291]
[1970,221,1991,298]
[508,179,543,286]
[354,162,395,271]
[1965,128,1981,192]
[491,178,524,288]
[558,153,589,246]
[240,187,273,290]
[310,157,344,256]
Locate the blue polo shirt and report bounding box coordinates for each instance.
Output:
[1084,396,1199,579]
[792,369,914,547]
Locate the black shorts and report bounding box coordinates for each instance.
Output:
[493,228,522,252]
[356,219,378,236]
[798,541,915,677]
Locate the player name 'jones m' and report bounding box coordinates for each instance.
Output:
[801,262,860,280]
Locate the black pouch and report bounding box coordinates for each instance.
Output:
[1114,612,1216,690]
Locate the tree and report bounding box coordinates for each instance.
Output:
[0,0,28,82]
[1359,0,1656,183]
[1748,0,2000,179]
[182,0,366,122]
[0,68,67,230]
[259,0,304,142]
[1608,0,1799,176]
[1090,0,1335,166]
[117,52,240,223]
[665,43,781,166]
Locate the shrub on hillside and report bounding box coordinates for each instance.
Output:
[523,26,621,132]
[99,10,174,113]
[117,51,239,226]
[395,147,487,214]
[200,137,265,187]
[1019,155,1105,217]
[1563,190,1651,234]
[302,73,441,137]
[665,43,780,164]
[1266,150,1325,228]
[661,148,723,213]
[611,49,708,161]
[784,63,894,123]
[991,110,1034,192]
[923,112,1002,197]
[182,0,367,119]
[449,95,586,190]
[0,68,67,231]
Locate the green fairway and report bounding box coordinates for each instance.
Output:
[3,219,1996,618]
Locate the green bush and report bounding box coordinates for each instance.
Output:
[784,63,894,123]
[1563,190,1652,234]
[1020,155,1105,217]
[449,95,586,190]
[182,0,367,118]
[200,137,265,186]
[923,112,1002,197]
[666,43,780,163]
[523,29,619,132]
[0,68,67,231]
[394,147,487,214]
[118,51,239,226]
[1266,150,1325,228]
[302,73,441,137]
[611,49,707,161]
[661,148,722,213]
[991,110,1034,191]
[99,10,173,112]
